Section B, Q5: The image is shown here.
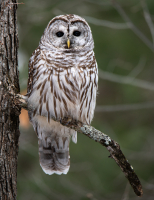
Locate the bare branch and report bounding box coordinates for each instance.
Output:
[83,16,129,29]
[99,69,154,91]
[121,183,130,200]
[12,93,143,197]
[96,101,154,112]
[141,0,154,44]
[112,1,154,52]
[107,58,133,72]
[8,2,25,5]
[84,0,111,6]
[128,56,146,77]
[33,176,65,200]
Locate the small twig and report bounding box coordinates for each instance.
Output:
[99,69,154,91]
[112,1,154,52]
[128,56,146,78]
[121,182,130,200]
[9,2,25,5]
[0,1,24,22]
[141,0,154,45]
[12,93,143,197]
[84,0,111,6]
[83,16,129,29]
[95,101,154,112]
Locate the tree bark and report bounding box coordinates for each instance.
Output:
[0,0,20,199]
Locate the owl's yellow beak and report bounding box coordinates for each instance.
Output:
[67,39,70,49]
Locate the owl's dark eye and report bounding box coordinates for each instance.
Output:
[56,31,64,37]
[73,31,81,37]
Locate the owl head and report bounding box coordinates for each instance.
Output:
[40,14,94,52]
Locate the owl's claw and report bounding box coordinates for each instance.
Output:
[60,117,72,126]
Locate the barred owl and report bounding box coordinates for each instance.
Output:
[27,14,98,175]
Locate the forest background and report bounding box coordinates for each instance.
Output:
[17,0,154,199]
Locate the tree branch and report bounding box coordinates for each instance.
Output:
[141,0,154,45]
[83,16,129,29]
[12,93,143,197]
[112,0,154,52]
[95,101,154,112]
[99,69,154,91]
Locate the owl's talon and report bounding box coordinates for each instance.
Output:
[65,118,72,126]
[60,117,72,126]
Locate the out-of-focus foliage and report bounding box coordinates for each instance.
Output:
[18,0,154,199]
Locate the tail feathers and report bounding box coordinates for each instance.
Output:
[39,136,70,175]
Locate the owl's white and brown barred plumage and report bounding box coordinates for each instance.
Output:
[27,14,98,175]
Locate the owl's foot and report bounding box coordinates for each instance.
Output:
[60,117,73,126]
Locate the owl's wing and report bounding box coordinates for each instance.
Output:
[27,47,43,96]
[27,50,35,97]
[27,47,44,122]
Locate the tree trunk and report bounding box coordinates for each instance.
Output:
[0,0,20,199]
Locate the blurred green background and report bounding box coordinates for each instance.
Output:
[17,0,154,199]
